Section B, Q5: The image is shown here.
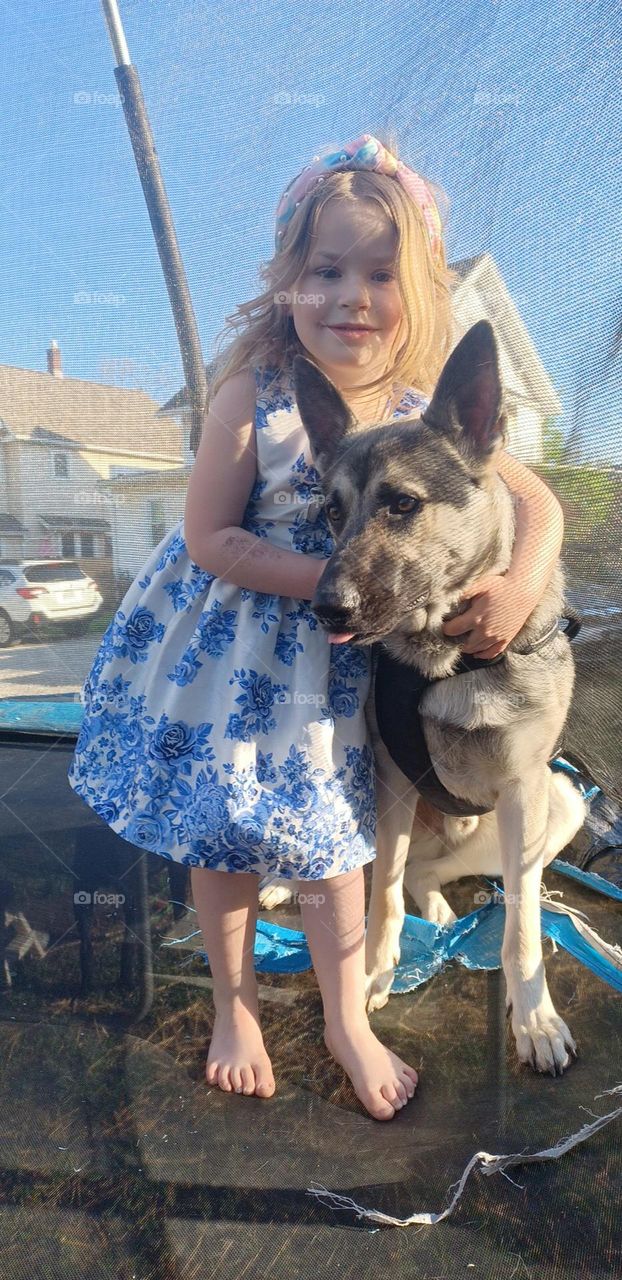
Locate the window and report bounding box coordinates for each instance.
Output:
[23,562,87,583]
[150,498,166,546]
[54,453,69,478]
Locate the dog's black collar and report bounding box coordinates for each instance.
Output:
[456,611,582,669]
[373,612,583,817]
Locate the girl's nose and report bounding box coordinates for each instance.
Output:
[337,277,371,308]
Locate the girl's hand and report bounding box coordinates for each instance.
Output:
[441,572,536,659]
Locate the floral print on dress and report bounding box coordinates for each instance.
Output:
[67,363,429,880]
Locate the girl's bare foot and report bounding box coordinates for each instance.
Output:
[324,1021,419,1120]
[206,1001,275,1098]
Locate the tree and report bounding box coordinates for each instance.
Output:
[535,418,616,536]
[541,416,569,466]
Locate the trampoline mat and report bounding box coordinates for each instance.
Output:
[0,731,621,1279]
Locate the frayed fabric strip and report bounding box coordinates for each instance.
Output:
[161,891,622,991]
[549,858,622,902]
[306,1086,622,1228]
[538,886,622,978]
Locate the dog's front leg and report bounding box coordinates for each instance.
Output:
[365,753,418,1013]
[496,770,577,1076]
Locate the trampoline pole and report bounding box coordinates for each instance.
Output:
[487,964,509,1140]
[100,0,207,457]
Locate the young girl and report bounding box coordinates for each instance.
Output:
[68,132,564,1122]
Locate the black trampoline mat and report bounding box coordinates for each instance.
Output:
[0,732,621,1279]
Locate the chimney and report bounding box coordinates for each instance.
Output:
[47,339,63,379]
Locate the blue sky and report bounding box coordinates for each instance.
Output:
[1,0,619,459]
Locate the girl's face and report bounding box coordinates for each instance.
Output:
[290,199,404,391]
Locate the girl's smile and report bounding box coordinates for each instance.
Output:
[324,324,377,341]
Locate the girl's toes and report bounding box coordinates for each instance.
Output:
[370,1091,397,1120]
[254,1067,276,1097]
[403,1066,419,1088]
[240,1065,255,1094]
[230,1066,244,1093]
[400,1067,417,1096]
[218,1065,233,1091]
[205,1060,220,1086]
[382,1084,405,1110]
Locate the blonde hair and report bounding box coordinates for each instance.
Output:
[208,129,458,409]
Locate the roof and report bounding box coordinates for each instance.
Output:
[0,513,25,534]
[99,463,192,488]
[449,252,488,280]
[158,358,220,415]
[0,364,184,460]
[449,253,563,416]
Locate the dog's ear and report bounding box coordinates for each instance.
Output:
[421,320,508,467]
[293,354,357,469]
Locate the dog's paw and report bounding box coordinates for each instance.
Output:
[258,878,297,910]
[409,884,457,927]
[365,966,396,1013]
[506,995,578,1076]
[365,924,402,1013]
[425,893,457,927]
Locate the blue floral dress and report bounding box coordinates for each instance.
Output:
[67,365,429,880]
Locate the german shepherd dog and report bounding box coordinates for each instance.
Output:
[274,319,586,1078]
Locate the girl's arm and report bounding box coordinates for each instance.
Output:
[184,370,326,602]
[496,449,564,597]
[200,526,326,601]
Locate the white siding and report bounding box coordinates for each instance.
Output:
[109,487,187,576]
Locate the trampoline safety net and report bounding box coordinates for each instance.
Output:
[0,0,620,1275]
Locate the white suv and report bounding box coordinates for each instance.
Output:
[0,559,104,647]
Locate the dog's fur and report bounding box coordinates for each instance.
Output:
[259,320,587,1077]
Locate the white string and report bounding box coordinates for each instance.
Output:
[306,1088,622,1227]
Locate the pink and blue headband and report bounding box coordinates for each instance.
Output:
[274,133,444,265]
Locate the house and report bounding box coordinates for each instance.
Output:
[0,341,184,601]
[450,253,562,462]
[0,254,563,583]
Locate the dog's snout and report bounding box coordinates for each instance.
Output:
[313,583,362,630]
[314,604,354,630]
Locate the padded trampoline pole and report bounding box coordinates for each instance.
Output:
[486,963,509,1138]
[133,849,154,1022]
[100,0,207,457]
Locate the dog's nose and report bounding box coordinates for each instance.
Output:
[313,584,362,630]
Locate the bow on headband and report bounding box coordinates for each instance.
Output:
[274,133,444,266]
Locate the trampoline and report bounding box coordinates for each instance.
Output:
[1,0,621,1275]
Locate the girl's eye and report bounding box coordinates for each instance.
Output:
[389,494,422,516]
[314,268,394,282]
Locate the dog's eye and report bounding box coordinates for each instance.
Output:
[389,494,422,516]
[325,502,342,524]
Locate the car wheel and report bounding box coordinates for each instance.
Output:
[0,610,16,648]
[63,619,92,638]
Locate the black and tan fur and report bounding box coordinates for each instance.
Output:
[262,320,587,1077]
